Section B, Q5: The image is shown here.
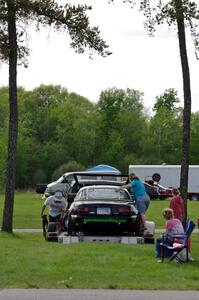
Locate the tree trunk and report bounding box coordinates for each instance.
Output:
[175,0,191,226]
[1,0,18,233]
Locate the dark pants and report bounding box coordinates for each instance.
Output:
[155,237,173,258]
[49,214,61,222]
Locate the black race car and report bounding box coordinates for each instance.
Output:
[67,185,142,236]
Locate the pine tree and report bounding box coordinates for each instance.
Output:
[0,0,110,232]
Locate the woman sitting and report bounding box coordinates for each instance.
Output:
[155,207,184,258]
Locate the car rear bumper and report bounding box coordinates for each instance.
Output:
[70,214,137,233]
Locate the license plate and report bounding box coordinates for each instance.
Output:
[97,207,111,215]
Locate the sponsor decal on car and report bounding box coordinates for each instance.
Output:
[83,218,127,223]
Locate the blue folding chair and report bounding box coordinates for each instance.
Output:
[161,219,195,263]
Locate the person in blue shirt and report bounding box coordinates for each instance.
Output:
[118,173,150,229]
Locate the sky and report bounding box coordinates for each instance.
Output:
[0,0,199,114]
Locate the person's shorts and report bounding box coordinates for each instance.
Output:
[49,214,61,222]
[136,194,150,214]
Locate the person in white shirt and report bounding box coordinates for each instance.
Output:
[41,191,67,222]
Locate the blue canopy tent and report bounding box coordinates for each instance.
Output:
[86,164,121,174]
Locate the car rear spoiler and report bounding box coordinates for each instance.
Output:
[69,172,129,184]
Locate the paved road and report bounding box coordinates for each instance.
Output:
[1,289,199,300]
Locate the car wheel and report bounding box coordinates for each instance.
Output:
[152,173,161,182]
[191,194,199,201]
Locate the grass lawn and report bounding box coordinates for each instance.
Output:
[1,192,199,289]
[0,232,199,289]
[0,192,199,229]
[0,191,43,229]
[147,199,199,228]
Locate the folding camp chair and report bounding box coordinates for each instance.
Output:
[161,219,195,263]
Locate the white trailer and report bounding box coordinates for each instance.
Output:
[129,165,199,200]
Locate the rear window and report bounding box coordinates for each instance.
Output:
[75,188,130,201]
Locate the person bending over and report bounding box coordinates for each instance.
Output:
[117,173,150,230]
[41,190,67,222]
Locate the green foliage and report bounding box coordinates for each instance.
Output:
[96,87,147,171]
[1,84,199,189]
[0,0,110,66]
[0,138,7,188]
[0,87,9,127]
[142,107,182,164]
[52,161,85,181]
[0,0,111,232]
[32,169,47,185]
[143,89,182,164]
[123,0,199,58]
[153,88,180,113]
[100,131,125,170]
[15,135,32,188]
[98,87,144,129]
[0,87,8,189]
[190,112,199,163]
[18,85,101,186]
[111,0,198,225]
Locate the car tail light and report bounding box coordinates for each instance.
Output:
[76,206,89,214]
[117,207,131,214]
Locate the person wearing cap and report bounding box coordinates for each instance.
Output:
[41,191,68,222]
